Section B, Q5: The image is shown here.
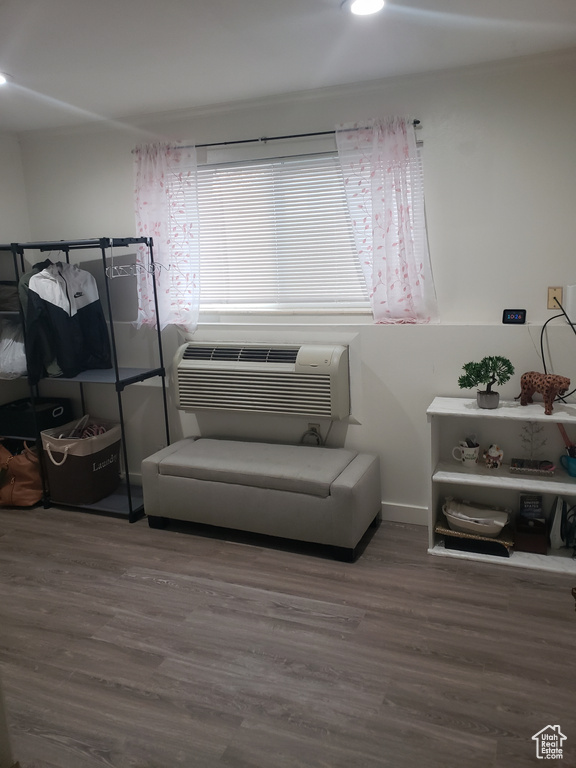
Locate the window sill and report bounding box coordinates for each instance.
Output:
[197,308,373,327]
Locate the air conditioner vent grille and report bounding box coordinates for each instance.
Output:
[182,345,299,364]
[174,342,350,419]
[177,371,332,416]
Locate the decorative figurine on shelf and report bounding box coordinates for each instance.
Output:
[519,421,547,460]
[483,444,504,469]
[515,371,571,415]
[508,420,556,476]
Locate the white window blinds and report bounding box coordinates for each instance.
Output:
[196,152,370,310]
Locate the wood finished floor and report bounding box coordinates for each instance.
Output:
[0,507,575,768]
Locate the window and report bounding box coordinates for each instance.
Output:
[195,152,370,311]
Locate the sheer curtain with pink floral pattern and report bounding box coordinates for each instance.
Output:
[133,143,200,332]
[336,118,437,324]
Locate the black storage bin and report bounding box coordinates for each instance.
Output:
[0,397,74,439]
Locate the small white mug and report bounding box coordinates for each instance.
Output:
[452,442,480,467]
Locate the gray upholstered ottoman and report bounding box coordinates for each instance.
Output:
[141,438,381,560]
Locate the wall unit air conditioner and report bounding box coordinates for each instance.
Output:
[174,343,350,419]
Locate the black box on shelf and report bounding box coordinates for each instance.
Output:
[0,397,74,439]
[514,516,548,554]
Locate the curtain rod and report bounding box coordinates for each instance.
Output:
[181,120,421,151]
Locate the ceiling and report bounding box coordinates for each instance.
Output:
[0,0,575,134]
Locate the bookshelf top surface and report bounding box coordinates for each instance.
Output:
[428,397,576,424]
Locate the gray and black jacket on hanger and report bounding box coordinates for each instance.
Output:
[23,262,111,384]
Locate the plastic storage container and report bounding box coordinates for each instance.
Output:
[0,397,73,439]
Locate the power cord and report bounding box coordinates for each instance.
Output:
[299,421,336,447]
[539,313,563,375]
[300,426,323,446]
[539,300,576,402]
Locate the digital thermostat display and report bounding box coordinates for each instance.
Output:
[502,309,526,324]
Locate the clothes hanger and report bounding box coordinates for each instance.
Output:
[104,240,170,278]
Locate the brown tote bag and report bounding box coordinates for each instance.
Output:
[0,442,43,507]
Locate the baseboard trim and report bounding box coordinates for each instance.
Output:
[381,501,427,526]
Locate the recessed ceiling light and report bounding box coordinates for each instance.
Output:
[0,72,12,86]
[342,0,385,15]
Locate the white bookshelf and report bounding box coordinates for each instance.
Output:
[427,397,576,574]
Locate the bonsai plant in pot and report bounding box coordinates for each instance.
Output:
[458,356,515,409]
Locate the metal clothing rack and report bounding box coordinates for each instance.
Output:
[0,236,170,522]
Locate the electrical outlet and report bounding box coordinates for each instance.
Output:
[548,286,563,310]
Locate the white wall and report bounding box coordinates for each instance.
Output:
[5,49,576,524]
[0,132,30,241]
